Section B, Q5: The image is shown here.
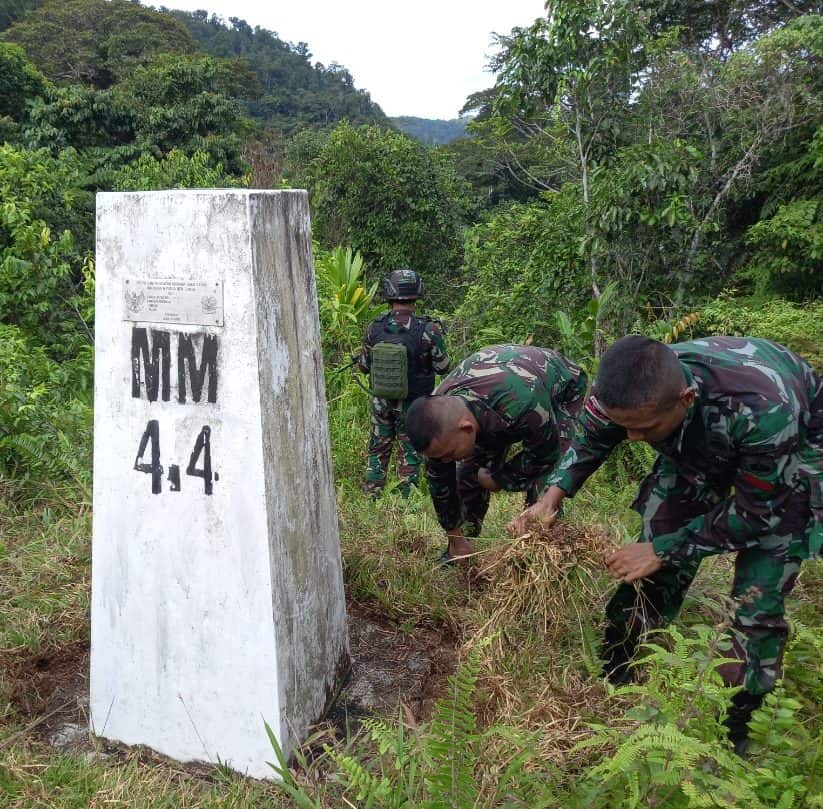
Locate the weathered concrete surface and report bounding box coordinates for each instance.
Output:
[91,190,348,779]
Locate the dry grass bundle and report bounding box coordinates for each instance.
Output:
[476,668,622,766]
[464,525,623,765]
[475,524,616,656]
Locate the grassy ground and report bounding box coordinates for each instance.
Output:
[0,403,821,806]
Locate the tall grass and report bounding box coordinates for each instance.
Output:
[0,253,821,807]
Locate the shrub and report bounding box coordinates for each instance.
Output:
[697,294,823,370]
[0,324,92,489]
[454,190,589,354]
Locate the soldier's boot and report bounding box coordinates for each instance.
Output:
[363,480,385,501]
[723,690,764,757]
[440,520,481,564]
[600,622,640,686]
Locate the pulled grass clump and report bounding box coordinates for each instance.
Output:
[460,523,623,767]
[475,524,614,655]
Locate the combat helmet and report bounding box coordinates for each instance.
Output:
[382,268,425,302]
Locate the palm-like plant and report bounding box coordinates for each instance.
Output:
[315,246,380,356]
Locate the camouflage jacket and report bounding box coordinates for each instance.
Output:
[428,345,587,530]
[357,310,450,383]
[546,337,823,562]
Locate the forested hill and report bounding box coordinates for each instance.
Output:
[392,117,469,145]
[167,10,389,131]
[0,0,43,30]
[0,0,389,132]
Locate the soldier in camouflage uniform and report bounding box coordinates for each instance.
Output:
[510,335,823,753]
[358,269,450,498]
[405,344,587,561]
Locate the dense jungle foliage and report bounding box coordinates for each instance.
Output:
[0,0,821,806]
[167,8,389,132]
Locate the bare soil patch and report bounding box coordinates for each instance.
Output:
[344,607,457,719]
[6,640,90,749]
[3,603,458,761]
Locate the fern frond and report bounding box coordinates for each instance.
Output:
[747,685,810,799]
[421,639,489,809]
[331,752,394,806]
[575,721,756,807]
[0,429,91,490]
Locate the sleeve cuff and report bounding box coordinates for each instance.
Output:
[544,468,579,497]
[652,531,693,564]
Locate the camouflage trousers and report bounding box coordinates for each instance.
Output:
[365,396,421,496]
[606,458,811,695]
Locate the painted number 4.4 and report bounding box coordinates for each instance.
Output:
[134,420,215,495]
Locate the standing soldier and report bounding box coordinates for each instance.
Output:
[510,335,822,754]
[357,269,450,498]
[405,345,587,562]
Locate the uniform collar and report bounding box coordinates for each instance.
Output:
[458,393,499,434]
[388,309,414,327]
[459,393,484,420]
[652,362,700,455]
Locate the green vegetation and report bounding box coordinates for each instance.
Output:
[2,0,198,87]
[455,5,822,337]
[267,622,822,808]
[169,10,389,132]
[286,123,475,307]
[0,0,821,805]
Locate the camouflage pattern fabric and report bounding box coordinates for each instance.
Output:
[546,336,823,694]
[452,446,549,538]
[606,458,810,693]
[426,344,587,535]
[365,397,422,496]
[359,309,449,496]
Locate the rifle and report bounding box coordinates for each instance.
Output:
[330,354,371,394]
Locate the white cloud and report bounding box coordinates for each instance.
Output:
[155,0,546,118]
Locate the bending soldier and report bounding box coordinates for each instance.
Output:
[510,335,823,754]
[357,269,449,498]
[405,344,587,562]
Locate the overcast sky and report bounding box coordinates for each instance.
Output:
[156,0,548,119]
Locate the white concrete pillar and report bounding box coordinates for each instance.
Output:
[91,190,348,779]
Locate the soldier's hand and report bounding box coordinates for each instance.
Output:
[507,485,566,536]
[477,468,501,492]
[605,543,663,583]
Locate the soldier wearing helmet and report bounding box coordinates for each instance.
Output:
[382,268,426,302]
[357,269,450,498]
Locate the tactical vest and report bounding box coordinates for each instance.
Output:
[369,314,436,400]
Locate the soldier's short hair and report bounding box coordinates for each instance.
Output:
[405,395,463,451]
[595,335,685,409]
